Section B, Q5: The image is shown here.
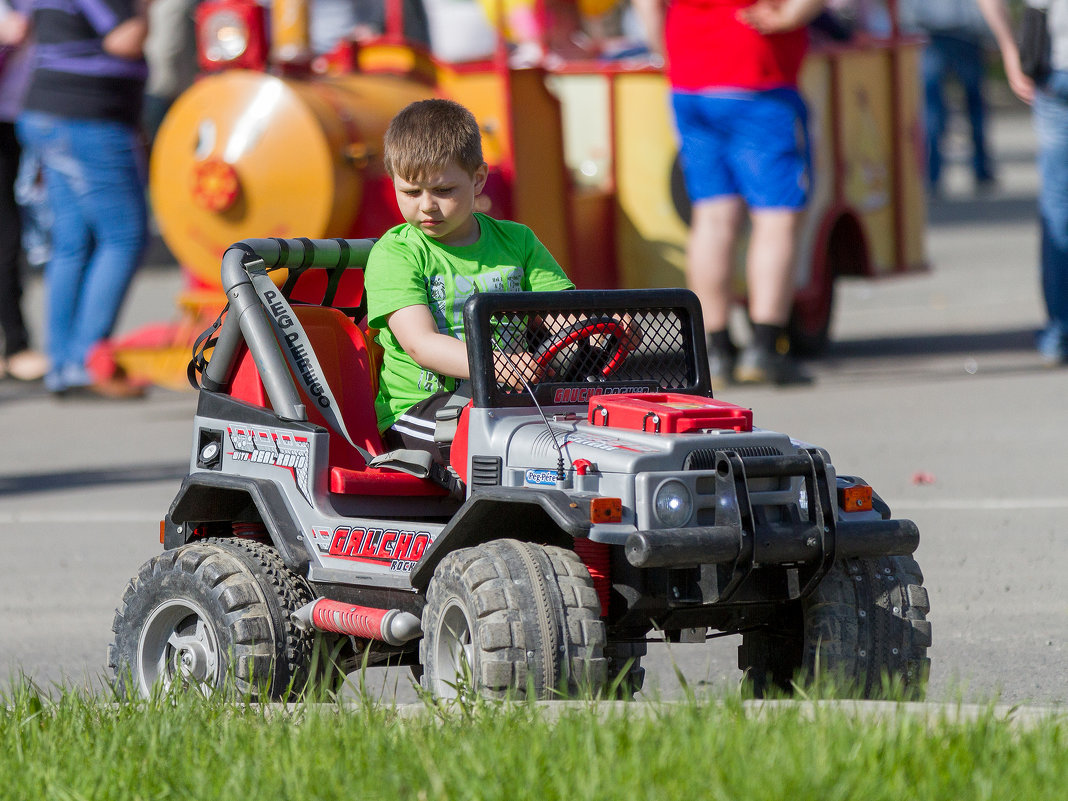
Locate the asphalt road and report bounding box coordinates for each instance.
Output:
[1,107,1064,706]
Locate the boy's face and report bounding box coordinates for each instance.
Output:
[392,161,489,247]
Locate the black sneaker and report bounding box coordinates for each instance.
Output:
[734,346,812,386]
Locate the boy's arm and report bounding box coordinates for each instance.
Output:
[389,303,547,388]
[387,304,471,380]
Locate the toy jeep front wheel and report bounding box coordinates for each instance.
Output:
[108,539,316,699]
[739,555,932,698]
[420,540,609,699]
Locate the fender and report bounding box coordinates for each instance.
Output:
[409,487,591,590]
[164,472,311,572]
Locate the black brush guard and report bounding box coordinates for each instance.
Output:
[626,449,918,605]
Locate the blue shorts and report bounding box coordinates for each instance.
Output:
[671,88,810,210]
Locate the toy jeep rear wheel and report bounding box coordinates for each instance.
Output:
[108,538,316,699]
[739,555,932,698]
[420,540,608,699]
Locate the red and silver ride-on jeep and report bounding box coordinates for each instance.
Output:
[109,237,931,700]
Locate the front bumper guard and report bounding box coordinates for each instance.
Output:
[624,448,916,604]
[624,517,919,569]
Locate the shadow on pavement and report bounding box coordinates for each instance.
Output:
[0,380,49,404]
[0,464,189,496]
[826,326,1035,360]
[928,194,1036,227]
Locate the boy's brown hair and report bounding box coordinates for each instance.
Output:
[382,99,484,181]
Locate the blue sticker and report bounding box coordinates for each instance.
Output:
[525,469,558,486]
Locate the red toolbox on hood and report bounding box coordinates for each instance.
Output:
[587,393,752,434]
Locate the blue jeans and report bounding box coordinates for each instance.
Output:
[16,112,147,390]
[922,32,993,186]
[1033,71,1068,359]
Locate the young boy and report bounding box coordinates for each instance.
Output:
[365,98,575,464]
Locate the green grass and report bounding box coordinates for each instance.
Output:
[2,679,1065,801]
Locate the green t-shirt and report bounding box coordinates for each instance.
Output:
[366,213,575,431]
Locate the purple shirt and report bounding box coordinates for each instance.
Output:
[22,0,147,126]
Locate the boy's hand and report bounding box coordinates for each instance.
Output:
[494,351,550,390]
[617,313,642,355]
[584,314,641,364]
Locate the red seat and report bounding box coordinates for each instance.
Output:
[328,466,447,496]
[228,305,446,497]
[289,269,366,310]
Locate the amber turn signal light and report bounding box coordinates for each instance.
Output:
[838,484,873,512]
[590,497,623,524]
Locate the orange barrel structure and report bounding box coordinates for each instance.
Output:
[150,70,432,287]
[117,66,432,388]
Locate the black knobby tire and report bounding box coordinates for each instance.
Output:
[108,538,316,699]
[420,540,608,699]
[739,555,932,698]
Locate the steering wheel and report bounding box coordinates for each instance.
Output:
[534,317,632,382]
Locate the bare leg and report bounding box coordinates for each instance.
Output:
[734,208,811,385]
[686,196,745,332]
[746,208,802,327]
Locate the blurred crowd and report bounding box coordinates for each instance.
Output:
[0,0,1061,398]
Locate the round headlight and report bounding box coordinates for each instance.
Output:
[654,480,692,528]
[202,11,249,63]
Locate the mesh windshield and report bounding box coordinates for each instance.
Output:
[464,291,708,408]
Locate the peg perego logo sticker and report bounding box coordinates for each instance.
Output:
[263,288,334,412]
[525,469,557,486]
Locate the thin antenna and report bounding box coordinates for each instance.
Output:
[519,373,568,482]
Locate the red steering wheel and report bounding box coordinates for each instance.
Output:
[534,317,632,382]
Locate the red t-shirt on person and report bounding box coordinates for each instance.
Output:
[665,0,808,92]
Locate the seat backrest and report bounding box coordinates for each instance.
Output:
[288,268,366,311]
[228,305,385,470]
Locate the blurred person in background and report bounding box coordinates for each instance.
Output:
[0,0,48,382]
[311,0,430,54]
[631,0,826,386]
[822,0,892,37]
[142,0,198,144]
[901,0,996,193]
[977,0,1068,365]
[16,0,150,398]
[423,0,497,62]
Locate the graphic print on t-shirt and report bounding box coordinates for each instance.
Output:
[426,266,524,334]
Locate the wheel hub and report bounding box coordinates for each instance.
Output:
[172,636,212,681]
[432,599,474,698]
[138,599,221,696]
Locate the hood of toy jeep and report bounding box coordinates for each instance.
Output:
[469,393,802,479]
